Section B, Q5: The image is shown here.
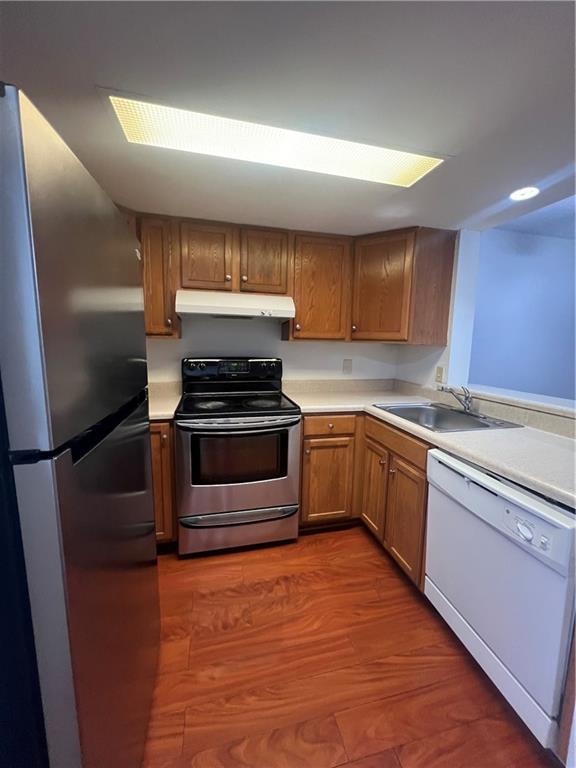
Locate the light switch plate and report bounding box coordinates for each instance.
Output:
[343,358,353,374]
[435,366,444,384]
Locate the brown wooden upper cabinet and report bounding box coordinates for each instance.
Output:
[352,227,456,344]
[293,234,352,339]
[140,218,179,337]
[240,228,289,294]
[180,220,236,291]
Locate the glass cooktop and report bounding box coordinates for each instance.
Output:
[175,391,300,419]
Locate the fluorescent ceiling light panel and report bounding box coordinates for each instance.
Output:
[110,96,443,187]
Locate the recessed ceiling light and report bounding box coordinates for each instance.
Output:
[509,186,540,201]
[109,96,444,187]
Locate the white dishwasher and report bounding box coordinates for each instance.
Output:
[425,449,575,749]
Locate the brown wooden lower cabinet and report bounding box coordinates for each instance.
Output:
[149,422,176,543]
[383,454,427,585]
[364,417,429,587]
[300,414,357,525]
[300,413,429,586]
[360,438,389,538]
[301,435,356,524]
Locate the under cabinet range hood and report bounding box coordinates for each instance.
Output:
[175,290,296,320]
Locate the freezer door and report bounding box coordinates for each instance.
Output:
[14,397,159,768]
[0,86,147,452]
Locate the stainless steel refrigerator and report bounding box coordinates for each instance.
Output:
[0,85,160,768]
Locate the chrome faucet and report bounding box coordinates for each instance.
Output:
[441,385,474,413]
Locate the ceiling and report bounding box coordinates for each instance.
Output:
[1,2,574,235]
[498,195,575,240]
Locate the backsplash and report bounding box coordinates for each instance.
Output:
[146,317,399,382]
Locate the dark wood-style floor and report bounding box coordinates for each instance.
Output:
[144,526,556,768]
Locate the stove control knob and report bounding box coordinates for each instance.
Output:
[260,362,268,370]
[269,362,276,369]
[189,363,197,370]
[198,363,207,371]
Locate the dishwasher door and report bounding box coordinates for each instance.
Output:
[425,449,575,748]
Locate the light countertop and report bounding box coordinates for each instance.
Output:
[148,381,181,420]
[149,381,575,508]
[362,404,575,509]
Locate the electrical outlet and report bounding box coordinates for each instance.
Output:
[435,366,444,384]
[343,358,353,374]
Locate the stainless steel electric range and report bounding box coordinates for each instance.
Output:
[174,358,302,555]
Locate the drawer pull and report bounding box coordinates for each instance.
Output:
[379,458,386,466]
[241,275,248,282]
[389,468,396,475]
[328,423,334,430]
[225,274,232,281]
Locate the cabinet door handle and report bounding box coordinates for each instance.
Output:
[379,458,386,465]
[225,274,232,281]
[162,433,168,443]
[305,448,311,455]
[295,323,301,331]
[166,317,172,327]
[241,275,248,282]
[352,325,357,332]
[389,468,396,475]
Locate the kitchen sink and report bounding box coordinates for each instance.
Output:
[374,403,521,432]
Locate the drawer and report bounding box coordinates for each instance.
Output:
[303,414,356,437]
[365,416,428,470]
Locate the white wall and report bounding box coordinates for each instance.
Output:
[469,229,575,400]
[146,316,399,382]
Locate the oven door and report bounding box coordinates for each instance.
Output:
[175,416,302,517]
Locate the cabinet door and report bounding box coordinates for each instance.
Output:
[293,235,351,339]
[240,228,289,294]
[361,438,389,539]
[301,436,355,524]
[149,422,175,543]
[383,455,427,585]
[352,230,415,340]
[141,218,177,336]
[180,221,236,290]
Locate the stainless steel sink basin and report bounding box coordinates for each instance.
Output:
[374,403,521,432]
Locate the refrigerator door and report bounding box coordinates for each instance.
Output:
[0,85,147,452]
[14,396,159,768]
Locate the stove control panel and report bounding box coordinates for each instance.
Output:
[182,358,283,381]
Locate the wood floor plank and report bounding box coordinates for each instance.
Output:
[181,643,476,753]
[395,716,554,768]
[181,714,348,767]
[348,608,453,662]
[143,710,185,767]
[342,752,401,768]
[147,529,550,768]
[157,637,191,676]
[335,671,506,760]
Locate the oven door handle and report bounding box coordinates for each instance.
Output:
[178,427,298,437]
[175,417,301,433]
[179,505,299,529]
